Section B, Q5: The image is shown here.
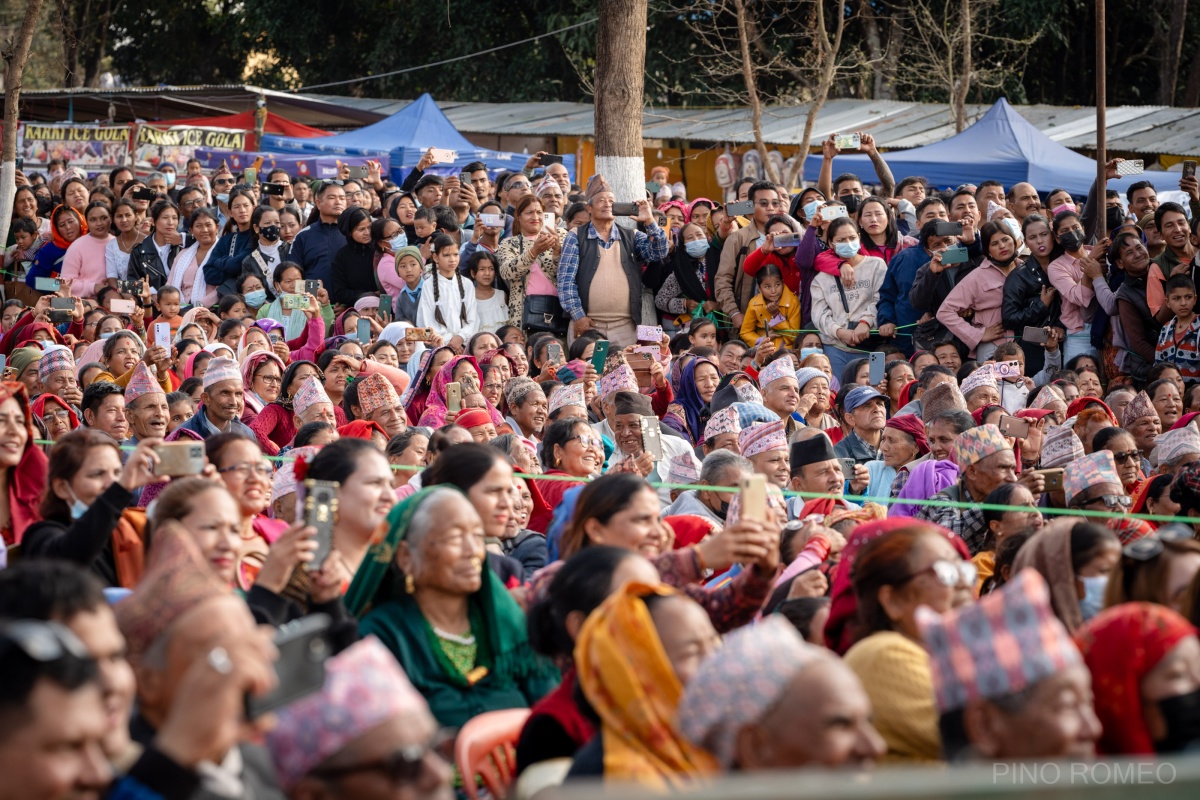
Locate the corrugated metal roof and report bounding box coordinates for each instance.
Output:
[18,86,1200,157]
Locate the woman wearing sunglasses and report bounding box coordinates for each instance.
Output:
[535,417,602,510]
[843,524,974,763]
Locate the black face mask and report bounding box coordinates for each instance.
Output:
[1106,206,1126,232]
[36,196,53,216]
[259,225,281,242]
[1155,688,1200,753]
[842,194,861,214]
[991,253,1017,268]
[1058,230,1084,252]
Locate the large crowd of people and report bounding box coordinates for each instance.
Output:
[3,141,1200,800]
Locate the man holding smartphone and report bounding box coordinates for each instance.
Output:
[834,386,889,465]
[557,174,668,348]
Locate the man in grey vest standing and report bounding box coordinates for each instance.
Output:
[557,174,668,347]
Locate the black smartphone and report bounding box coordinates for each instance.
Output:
[591,340,610,374]
[304,279,321,296]
[47,309,71,324]
[538,154,564,166]
[15,157,23,171]
[640,417,664,461]
[869,351,885,385]
[611,202,639,217]
[725,200,754,217]
[50,297,74,310]
[934,220,964,237]
[301,479,338,572]
[261,182,286,196]
[244,614,332,720]
[131,187,156,201]
[1185,161,1197,181]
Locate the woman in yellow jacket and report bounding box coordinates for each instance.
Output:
[739,263,801,349]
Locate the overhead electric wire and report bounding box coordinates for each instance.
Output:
[288,17,598,93]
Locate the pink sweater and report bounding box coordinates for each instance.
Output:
[60,234,113,297]
[1048,252,1094,334]
[937,258,1012,354]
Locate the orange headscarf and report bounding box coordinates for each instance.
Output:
[574,582,718,788]
[49,205,87,251]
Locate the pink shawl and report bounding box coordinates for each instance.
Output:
[416,354,505,429]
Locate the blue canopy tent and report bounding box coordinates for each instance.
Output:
[260,93,574,185]
[802,98,1179,197]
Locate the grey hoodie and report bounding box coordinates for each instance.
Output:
[663,491,724,527]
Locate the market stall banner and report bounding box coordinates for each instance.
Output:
[193,149,387,181]
[19,124,132,168]
[134,125,250,172]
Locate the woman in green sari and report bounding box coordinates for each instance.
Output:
[348,485,559,728]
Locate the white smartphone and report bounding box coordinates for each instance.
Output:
[153,322,171,350]
[429,148,457,164]
[1116,159,1144,176]
[543,212,555,231]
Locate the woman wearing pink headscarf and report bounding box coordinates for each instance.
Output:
[241,351,287,420]
[416,354,506,429]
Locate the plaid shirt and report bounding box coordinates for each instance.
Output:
[557,221,668,320]
[915,481,989,556]
[1156,313,1200,380]
[653,547,772,633]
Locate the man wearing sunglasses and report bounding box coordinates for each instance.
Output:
[1065,450,1131,514]
[266,637,453,800]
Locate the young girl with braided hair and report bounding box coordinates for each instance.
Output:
[417,233,479,352]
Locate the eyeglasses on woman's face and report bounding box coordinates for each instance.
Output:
[904,559,977,588]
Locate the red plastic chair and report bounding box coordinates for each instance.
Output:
[455,708,532,800]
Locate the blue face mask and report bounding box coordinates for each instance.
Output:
[685,239,709,259]
[834,240,860,259]
[163,172,177,188]
[390,232,408,251]
[803,199,823,219]
[66,487,87,521]
[244,289,267,308]
[800,347,824,359]
[215,192,230,204]
[1079,574,1108,620]
[99,331,115,340]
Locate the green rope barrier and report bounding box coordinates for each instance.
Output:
[66,441,1193,529]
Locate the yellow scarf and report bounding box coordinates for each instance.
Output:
[574,582,718,789]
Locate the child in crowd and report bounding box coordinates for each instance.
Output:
[218,292,249,320]
[1156,274,1200,379]
[150,285,184,338]
[417,234,478,351]
[413,206,438,250]
[4,218,44,271]
[392,246,425,325]
[469,250,507,334]
[688,318,719,350]
[740,263,800,349]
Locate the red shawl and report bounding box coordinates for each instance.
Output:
[1075,603,1197,755]
[0,382,47,546]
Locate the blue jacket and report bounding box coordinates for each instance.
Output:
[289,221,346,287]
[175,403,255,440]
[203,229,256,294]
[878,245,930,352]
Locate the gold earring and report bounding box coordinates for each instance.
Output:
[470,557,482,572]
[405,574,415,594]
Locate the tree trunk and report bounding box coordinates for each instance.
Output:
[1182,39,1200,106]
[734,0,778,183]
[594,0,647,205]
[952,0,972,132]
[861,3,884,98]
[82,0,112,88]
[879,4,906,101]
[1158,0,1187,105]
[1,0,45,248]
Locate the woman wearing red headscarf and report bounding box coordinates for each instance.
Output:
[26,205,86,291]
[0,382,48,548]
[1075,603,1200,755]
